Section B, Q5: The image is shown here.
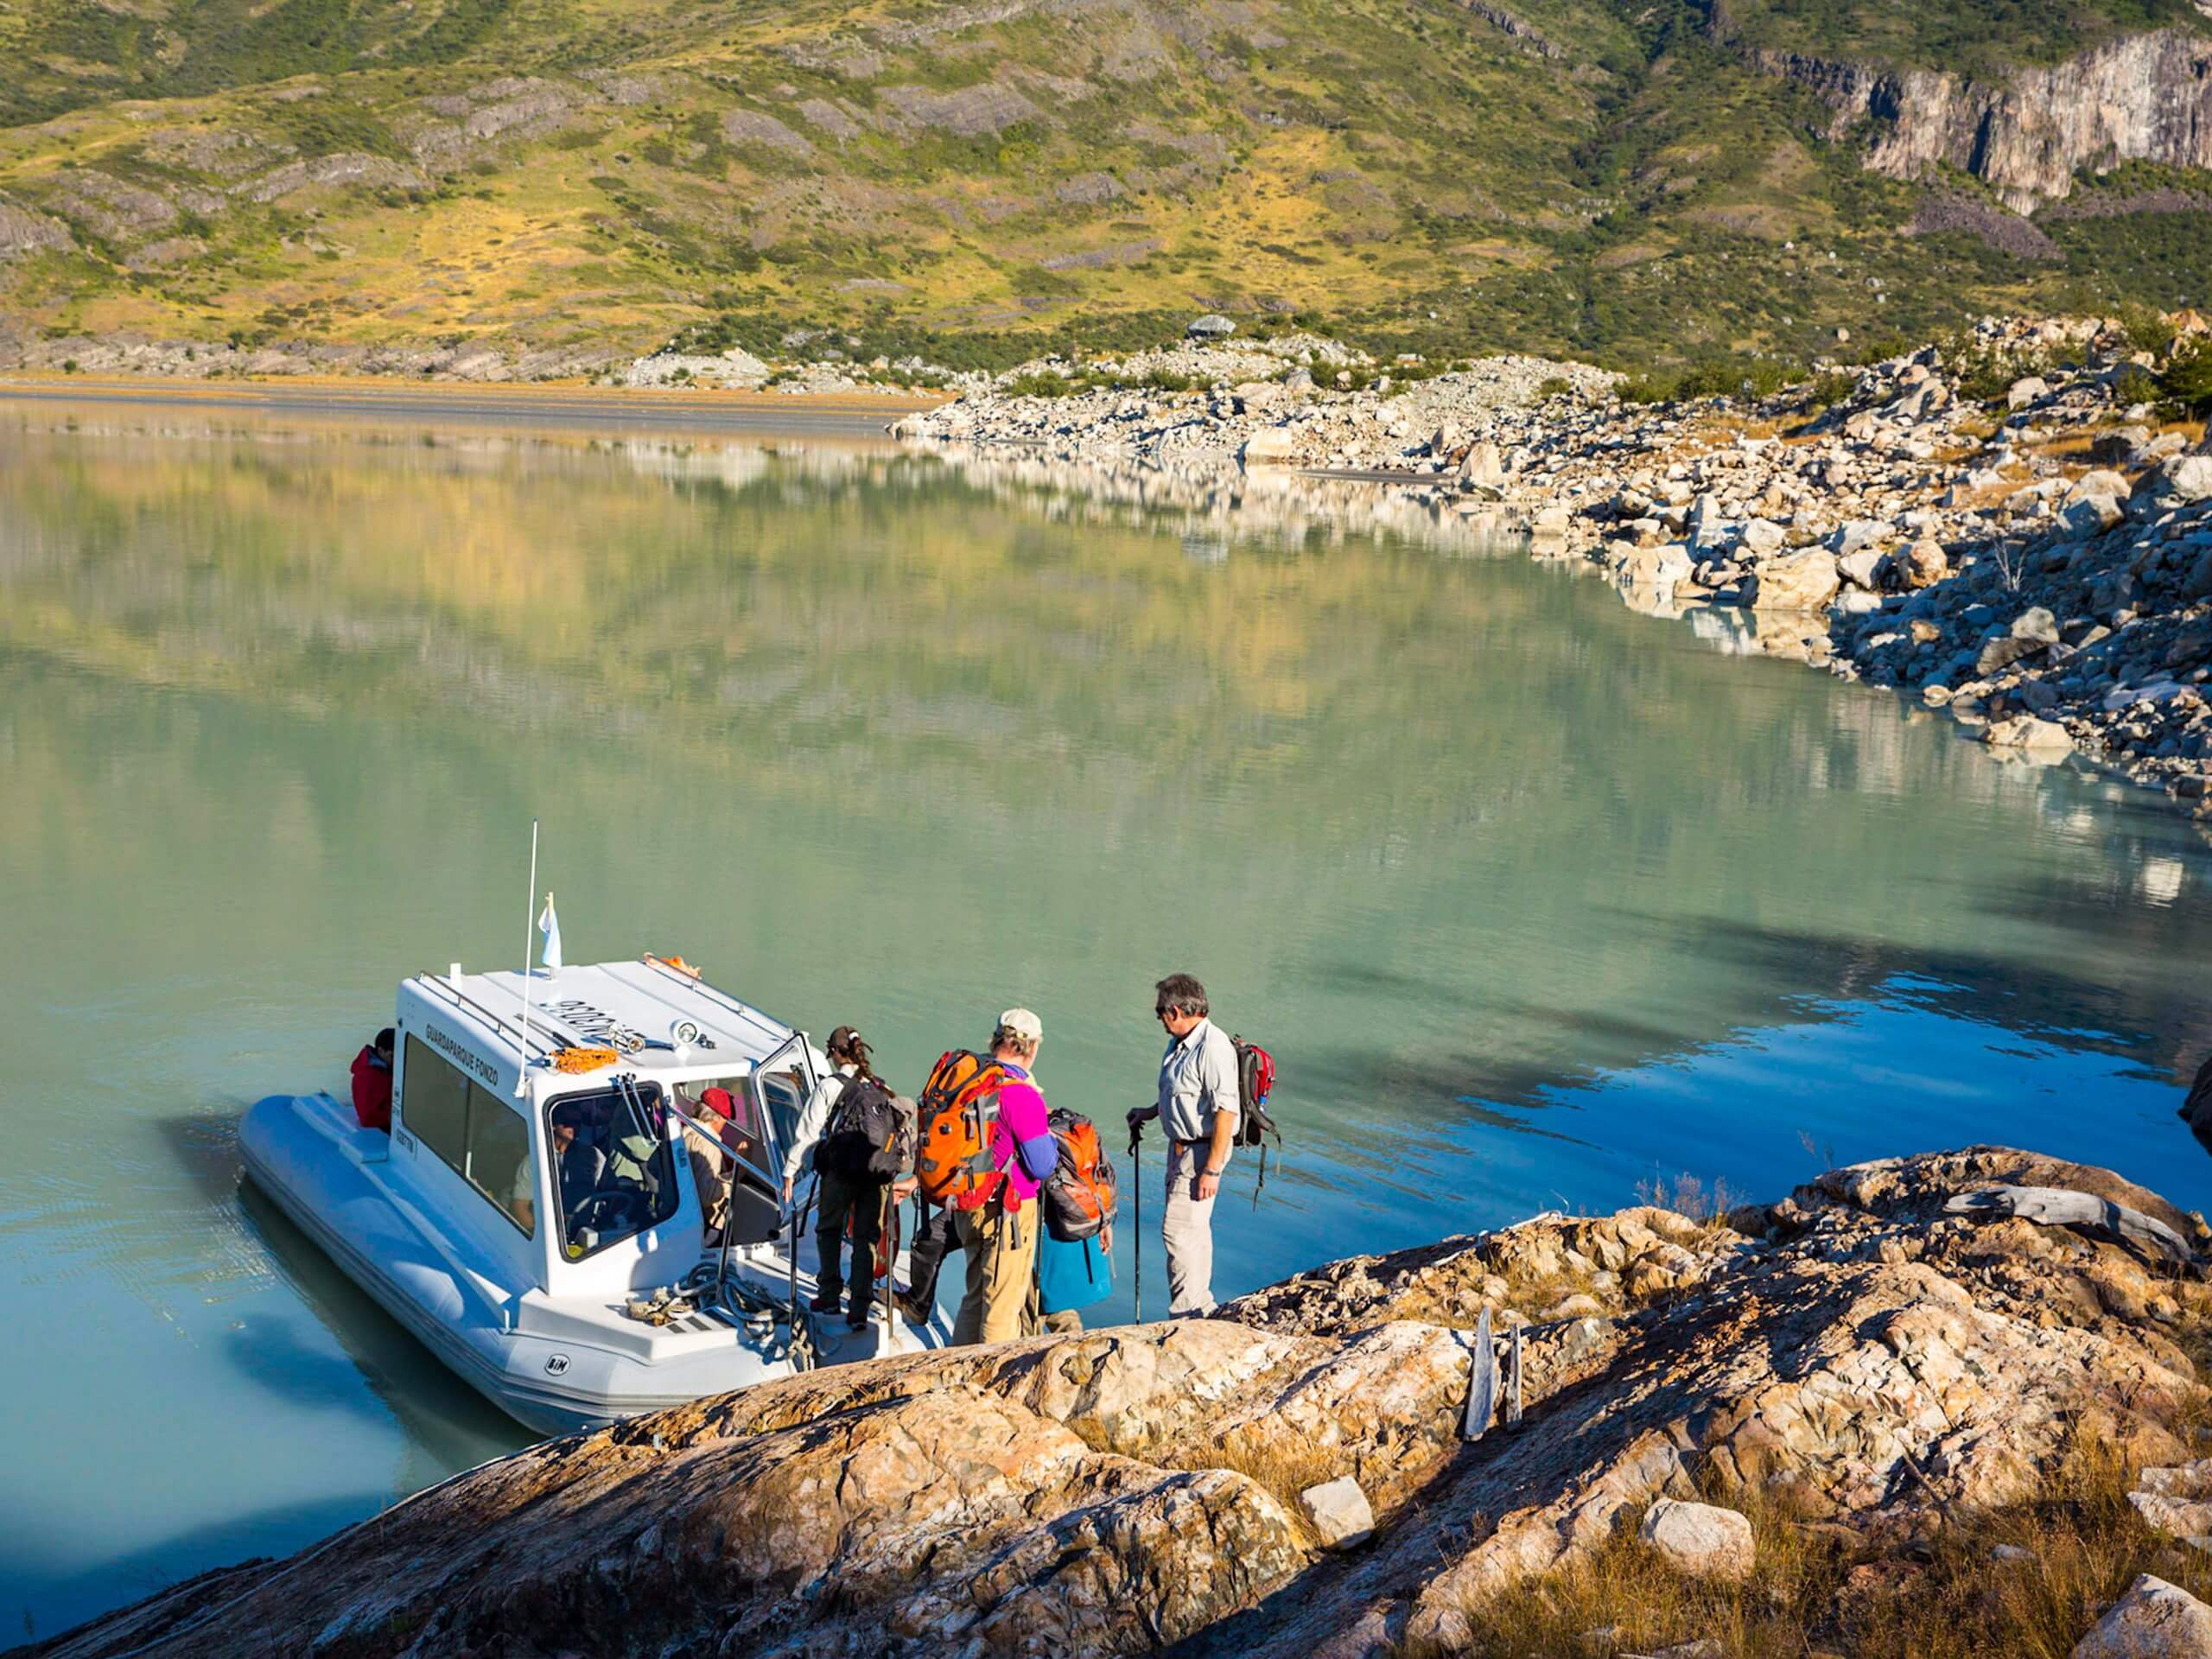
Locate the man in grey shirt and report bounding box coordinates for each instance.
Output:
[1127,972,1239,1315]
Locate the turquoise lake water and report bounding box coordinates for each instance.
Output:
[3,401,2209,1637]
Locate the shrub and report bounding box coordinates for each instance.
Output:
[2113,364,2159,408]
[1804,369,1859,411]
[1537,375,1572,398]
[2115,301,2171,355]
[2160,342,2212,416]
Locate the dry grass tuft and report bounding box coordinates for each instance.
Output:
[1426,1416,2212,1657]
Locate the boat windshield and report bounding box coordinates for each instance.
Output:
[667,1077,773,1184]
[544,1081,682,1262]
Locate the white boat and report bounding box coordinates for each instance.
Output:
[240,954,947,1435]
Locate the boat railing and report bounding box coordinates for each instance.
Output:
[418,971,575,1062]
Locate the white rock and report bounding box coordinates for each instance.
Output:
[1983,715,2072,753]
[1738,518,1786,554]
[2008,375,2050,410]
[1459,442,1506,489]
[2070,468,2133,503]
[1621,543,1694,587]
[2155,454,2212,505]
[1241,428,1299,472]
[1748,550,1840,612]
[2071,1574,2212,1658]
[1300,1476,1375,1550]
[2062,495,2125,539]
[1638,1500,1755,1581]
[1836,548,1885,589]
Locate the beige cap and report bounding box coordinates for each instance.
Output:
[997,1007,1044,1044]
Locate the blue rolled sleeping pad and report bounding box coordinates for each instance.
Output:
[1037,1227,1115,1315]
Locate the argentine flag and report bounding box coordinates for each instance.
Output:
[537,893,563,974]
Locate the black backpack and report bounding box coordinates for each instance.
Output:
[1230,1036,1282,1202]
[818,1075,906,1181]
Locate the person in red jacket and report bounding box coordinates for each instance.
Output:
[351,1027,395,1131]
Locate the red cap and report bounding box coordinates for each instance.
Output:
[701,1086,735,1121]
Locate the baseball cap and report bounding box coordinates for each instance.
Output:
[997,1007,1043,1044]
[828,1024,862,1053]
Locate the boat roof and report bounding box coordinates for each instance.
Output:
[406,957,803,1084]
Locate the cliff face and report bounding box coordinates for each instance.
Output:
[1756,27,2212,211]
[24,1147,2212,1659]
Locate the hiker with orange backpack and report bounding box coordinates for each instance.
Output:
[1127,973,1241,1317]
[942,1010,1060,1344]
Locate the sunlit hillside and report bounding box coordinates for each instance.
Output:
[1,0,2209,371]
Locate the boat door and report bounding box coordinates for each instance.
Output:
[751,1033,820,1165]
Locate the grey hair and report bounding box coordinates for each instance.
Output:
[1154,973,1208,1019]
[991,1023,1039,1059]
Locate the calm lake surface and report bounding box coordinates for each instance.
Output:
[4,399,2210,1637]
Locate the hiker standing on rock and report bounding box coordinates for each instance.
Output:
[952,1009,1060,1345]
[1128,973,1239,1317]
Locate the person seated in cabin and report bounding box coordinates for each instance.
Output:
[677,1086,737,1244]
[549,1104,606,1224]
[350,1027,395,1132]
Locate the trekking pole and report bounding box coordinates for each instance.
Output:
[1128,1117,1144,1325]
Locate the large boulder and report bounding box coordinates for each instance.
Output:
[1242,428,1300,472]
[1747,550,1840,612]
[2071,1574,2212,1658]
[1638,1499,1755,1581]
[1300,1477,1376,1550]
[1459,441,1507,490]
[2151,454,2212,505]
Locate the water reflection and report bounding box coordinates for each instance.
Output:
[2,401,2209,1637]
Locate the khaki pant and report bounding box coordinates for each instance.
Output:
[1163,1140,1219,1316]
[953,1195,1039,1345]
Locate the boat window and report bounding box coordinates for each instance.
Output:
[399,1034,535,1238]
[667,1077,773,1184]
[401,1034,471,1172]
[545,1081,681,1262]
[756,1065,807,1154]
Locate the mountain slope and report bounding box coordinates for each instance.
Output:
[1,0,2210,373]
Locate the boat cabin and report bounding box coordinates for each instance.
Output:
[383,957,822,1300]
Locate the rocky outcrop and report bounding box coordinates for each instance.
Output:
[0,194,73,259]
[1753,28,2212,210]
[29,1148,2212,1658]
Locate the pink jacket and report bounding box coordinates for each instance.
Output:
[988,1069,1057,1204]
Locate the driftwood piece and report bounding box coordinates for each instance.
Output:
[1462,1306,1495,1440]
[1507,1321,1523,1428]
[1944,1183,2195,1267]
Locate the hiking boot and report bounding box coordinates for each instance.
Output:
[896,1292,932,1326]
[846,1305,870,1331]
[808,1287,842,1313]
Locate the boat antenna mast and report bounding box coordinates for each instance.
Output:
[517,817,538,1096]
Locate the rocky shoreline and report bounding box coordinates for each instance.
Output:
[24,1147,2212,1658]
[896,316,2212,829]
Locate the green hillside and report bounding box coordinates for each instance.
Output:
[1,0,2209,374]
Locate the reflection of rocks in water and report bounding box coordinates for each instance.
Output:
[911,448,1527,561]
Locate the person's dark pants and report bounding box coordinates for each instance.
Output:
[902,1198,959,1308]
[815,1170,884,1309]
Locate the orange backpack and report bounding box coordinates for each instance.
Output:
[914,1049,1018,1210]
